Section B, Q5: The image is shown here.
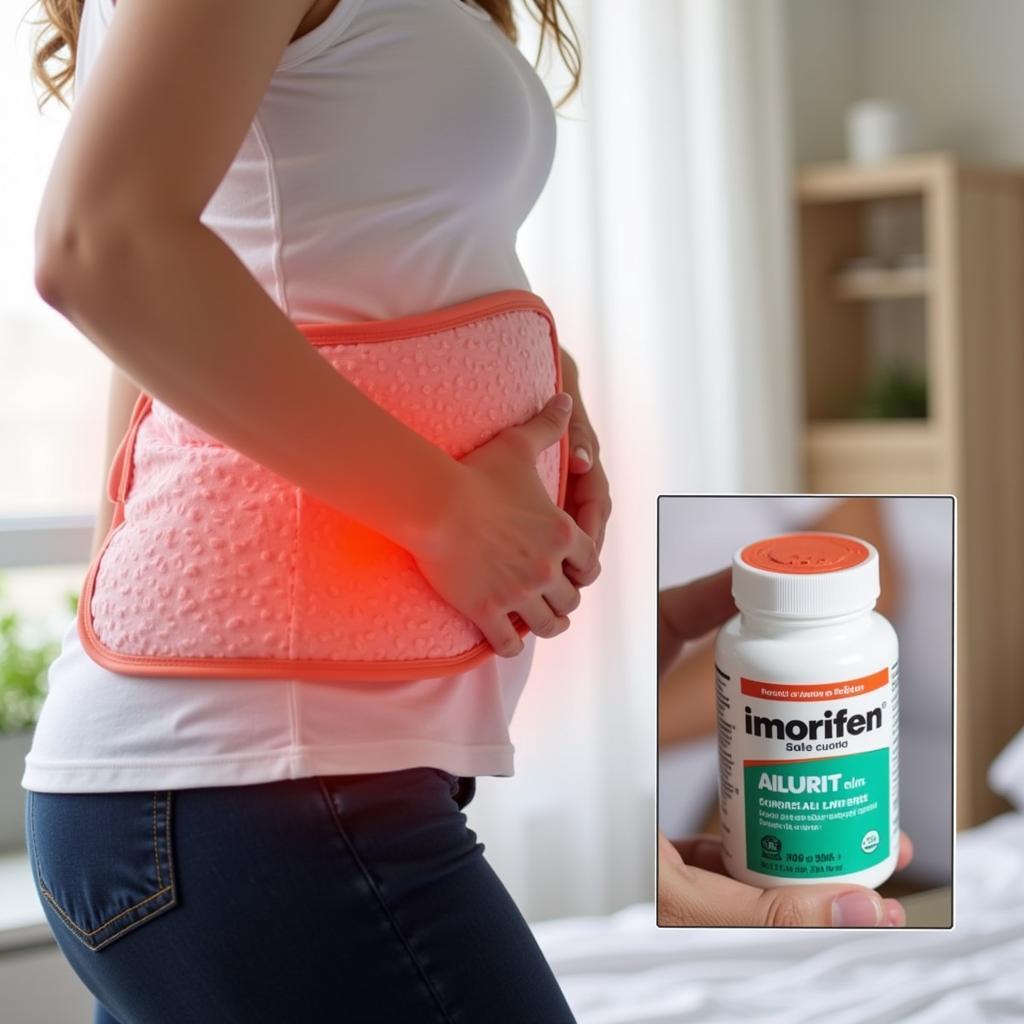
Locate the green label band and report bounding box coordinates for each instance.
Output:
[743,747,890,878]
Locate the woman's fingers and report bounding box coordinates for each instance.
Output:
[479,611,525,658]
[897,831,914,871]
[883,898,907,926]
[658,833,906,927]
[573,500,607,553]
[568,419,596,474]
[513,393,573,456]
[562,522,600,586]
[500,570,580,650]
[484,579,577,653]
[543,574,581,617]
[659,832,910,927]
[516,595,570,640]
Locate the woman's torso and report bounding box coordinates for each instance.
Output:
[23,0,557,793]
[201,0,556,322]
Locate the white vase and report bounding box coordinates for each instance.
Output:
[846,100,918,164]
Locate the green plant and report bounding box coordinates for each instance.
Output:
[852,364,928,419]
[0,578,78,735]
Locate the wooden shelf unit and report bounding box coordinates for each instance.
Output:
[833,266,930,301]
[795,152,1024,829]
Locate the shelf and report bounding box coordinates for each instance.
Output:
[797,151,1024,204]
[796,152,950,203]
[834,266,930,301]
[797,152,1024,830]
[804,420,949,492]
[805,418,936,446]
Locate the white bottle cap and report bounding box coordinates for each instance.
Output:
[732,532,880,619]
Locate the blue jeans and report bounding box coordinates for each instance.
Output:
[25,768,577,1023]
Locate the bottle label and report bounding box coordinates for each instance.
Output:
[717,662,899,879]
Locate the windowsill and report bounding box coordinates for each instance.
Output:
[0,848,53,954]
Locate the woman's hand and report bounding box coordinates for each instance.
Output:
[410,393,601,658]
[560,351,612,564]
[658,830,913,927]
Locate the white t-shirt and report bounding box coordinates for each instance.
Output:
[22,0,558,793]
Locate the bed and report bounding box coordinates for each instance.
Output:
[533,733,1024,1024]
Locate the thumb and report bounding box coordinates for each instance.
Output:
[658,834,901,927]
[752,883,891,928]
[512,392,572,456]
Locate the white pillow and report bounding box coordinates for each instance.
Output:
[989,727,1024,810]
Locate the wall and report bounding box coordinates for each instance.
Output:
[860,0,1024,164]
[785,0,860,163]
[787,0,1024,166]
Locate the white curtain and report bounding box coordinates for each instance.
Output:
[465,0,801,921]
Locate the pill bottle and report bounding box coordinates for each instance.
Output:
[714,531,899,889]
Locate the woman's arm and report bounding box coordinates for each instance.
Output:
[34,0,462,552]
[36,0,598,654]
[89,364,141,560]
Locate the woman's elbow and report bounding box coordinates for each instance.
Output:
[34,213,135,312]
[35,213,89,310]
[34,252,70,310]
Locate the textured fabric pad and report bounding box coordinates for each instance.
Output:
[85,307,561,670]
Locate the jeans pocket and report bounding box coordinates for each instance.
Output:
[26,789,178,952]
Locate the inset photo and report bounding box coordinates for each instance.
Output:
[657,495,954,929]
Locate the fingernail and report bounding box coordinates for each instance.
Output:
[573,446,591,466]
[883,899,906,927]
[552,393,572,412]
[832,892,882,927]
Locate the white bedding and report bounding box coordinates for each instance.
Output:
[533,812,1024,1024]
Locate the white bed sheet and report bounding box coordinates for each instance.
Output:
[533,813,1024,1024]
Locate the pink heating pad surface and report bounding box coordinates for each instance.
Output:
[78,290,567,681]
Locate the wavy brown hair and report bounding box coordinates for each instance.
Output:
[26,0,582,113]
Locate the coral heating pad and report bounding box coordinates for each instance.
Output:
[78,289,568,681]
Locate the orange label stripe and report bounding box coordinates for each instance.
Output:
[740,668,888,703]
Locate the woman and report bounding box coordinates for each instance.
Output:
[22,1,611,1020]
